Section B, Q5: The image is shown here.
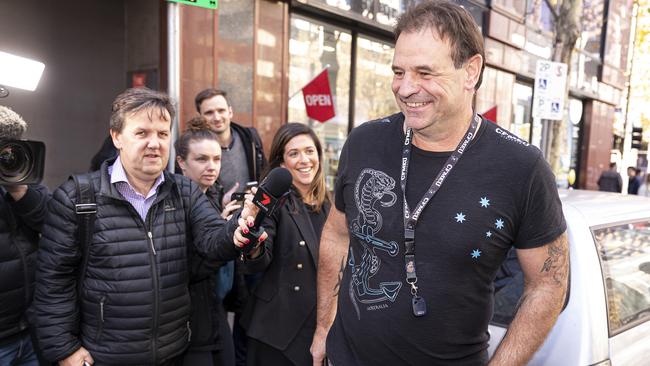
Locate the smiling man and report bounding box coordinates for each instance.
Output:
[310,1,569,366]
[32,88,262,366]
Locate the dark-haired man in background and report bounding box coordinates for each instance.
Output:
[597,162,623,192]
[195,89,266,202]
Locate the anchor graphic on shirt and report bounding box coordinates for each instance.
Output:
[348,169,402,314]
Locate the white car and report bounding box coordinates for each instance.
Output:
[488,189,650,366]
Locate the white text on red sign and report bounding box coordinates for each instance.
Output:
[305,94,332,106]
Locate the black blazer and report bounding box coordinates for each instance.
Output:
[240,192,330,354]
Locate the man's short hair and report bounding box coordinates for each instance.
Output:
[0,105,27,139]
[195,88,230,113]
[394,0,485,90]
[110,88,175,133]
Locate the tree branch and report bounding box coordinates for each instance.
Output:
[543,0,559,21]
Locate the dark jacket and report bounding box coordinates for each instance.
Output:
[33,161,240,364]
[231,122,267,182]
[0,185,48,342]
[186,184,229,352]
[628,176,642,195]
[597,170,622,192]
[240,192,330,363]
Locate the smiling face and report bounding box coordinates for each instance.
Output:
[111,107,171,187]
[280,134,320,197]
[199,95,232,135]
[177,138,221,192]
[391,28,479,133]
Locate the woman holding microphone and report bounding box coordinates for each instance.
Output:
[241,123,331,366]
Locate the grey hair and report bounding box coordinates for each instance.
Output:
[0,106,28,139]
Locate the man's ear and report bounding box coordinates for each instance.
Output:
[464,54,483,91]
[110,129,122,150]
[228,106,234,119]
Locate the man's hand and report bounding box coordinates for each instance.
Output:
[59,347,93,366]
[3,184,27,201]
[310,327,328,366]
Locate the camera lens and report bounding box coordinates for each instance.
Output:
[0,142,32,183]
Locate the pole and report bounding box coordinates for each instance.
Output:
[167,2,181,172]
[622,0,640,193]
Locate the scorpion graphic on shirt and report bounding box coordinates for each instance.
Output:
[348,168,402,319]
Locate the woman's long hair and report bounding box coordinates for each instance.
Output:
[265,123,329,211]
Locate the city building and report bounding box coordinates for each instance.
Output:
[0,0,636,190]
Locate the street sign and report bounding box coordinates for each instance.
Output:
[532,60,568,121]
[167,0,217,10]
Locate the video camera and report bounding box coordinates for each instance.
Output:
[0,139,45,185]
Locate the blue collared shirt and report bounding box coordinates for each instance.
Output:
[109,156,165,221]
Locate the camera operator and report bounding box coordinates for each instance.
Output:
[0,105,48,365]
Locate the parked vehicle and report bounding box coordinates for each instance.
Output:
[488,189,650,366]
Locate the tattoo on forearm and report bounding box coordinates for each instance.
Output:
[332,257,346,296]
[539,238,568,285]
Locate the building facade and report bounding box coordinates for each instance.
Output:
[0,0,634,190]
[174,0,634,190]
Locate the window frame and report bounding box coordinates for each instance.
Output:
[590,218,650,337]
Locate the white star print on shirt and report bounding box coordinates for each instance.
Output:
[495,218,505,229]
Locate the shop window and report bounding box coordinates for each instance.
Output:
[604,0,632,71]
[457,0,487,30]
[354,35,396,126]
[552,98,583,188]
[580,0,605,58]
[511,83,533,142]
[308,0,417,26]
[475,66,514,128]
[492,0,526,20]
[526,0,554,33]
[288,16,352,190]
[592,220,650,335]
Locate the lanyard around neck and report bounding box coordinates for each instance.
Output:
[400,114,481,316]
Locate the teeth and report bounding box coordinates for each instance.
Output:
[298,168,312,173]
[405,102,428,107]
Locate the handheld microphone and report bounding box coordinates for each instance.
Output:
[241,167,293,253]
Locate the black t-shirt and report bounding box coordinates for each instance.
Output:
[328,113,566,365]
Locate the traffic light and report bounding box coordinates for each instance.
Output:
[631,127,643,149]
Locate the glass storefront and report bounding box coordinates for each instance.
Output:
[354,35,396,126]
[475,66,515,128]
[288,16,352,190]
[511,83,533,143]
[288,15,396,189]
[307,0,419,26]
[553,98,584,188]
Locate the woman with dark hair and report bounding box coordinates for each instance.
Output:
[175,117,240,366]
[241,123,330,366]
